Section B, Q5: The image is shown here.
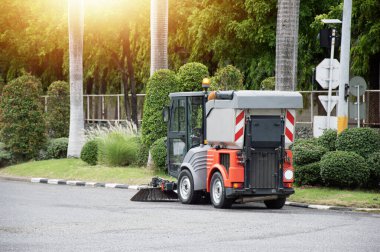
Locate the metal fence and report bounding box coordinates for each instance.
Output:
[43,90,380,127]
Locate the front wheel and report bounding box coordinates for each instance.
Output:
[178,169,200,204]
[264,197,286,209]
[210,172,234,209]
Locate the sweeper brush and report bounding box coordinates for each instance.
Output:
[130,177,178,202]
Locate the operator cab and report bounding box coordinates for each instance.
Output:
[166,92,206,177]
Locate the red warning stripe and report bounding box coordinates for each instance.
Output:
[285,127,294,142]
[236,111,245,125]
[286,110,294,125]
[235,128,244,141]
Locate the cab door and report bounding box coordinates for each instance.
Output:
[167,97,187,177]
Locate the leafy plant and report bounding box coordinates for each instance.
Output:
[134,138,149,167]
[317,129,337,151]
[0,75,46,160]
[320,151,370,188]
[45,81,70,138]
[260,76,275,90]
[367,152,380,189]
[98,132,139,166]
[294,162,322,186]
[336,128,380,158]
[150,137,167,170]
[293,138,327,166]
[46,138,68,159]
[0,142,12,167]
[141,69,179,147]
[177,62,209,92]
[210,65,244,91]
[80,140,98,166]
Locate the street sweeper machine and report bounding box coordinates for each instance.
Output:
[131,80,303,209]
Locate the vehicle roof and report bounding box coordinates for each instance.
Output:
[169,92,205,98]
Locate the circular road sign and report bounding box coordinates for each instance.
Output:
[349,76,367,96]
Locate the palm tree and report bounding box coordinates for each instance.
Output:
[275,0,300,91]
[150,0,169,76]
[67,0,84,157]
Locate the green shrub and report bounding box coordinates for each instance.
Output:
[295,162,323,186]
[260,77,275,90]
[317,129,337,151]
[150,137,167,170]
[320,151,370,188]
[0,142,12,167]
[0,75,46,160]
[80,140,98,166]
[210,65,244,91]
[336,128,380,158]
[46,138,68,159]
[293,138,327,166]
[135,139,149,167]
[367,152,380,188]
[141,69,179,147]
[177,62,209,92]
[98,132,139,166]
[46,81,70,138]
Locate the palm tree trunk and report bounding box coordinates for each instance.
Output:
[150,0,168,76]
[275,0,300,91]
[67,0,84,157]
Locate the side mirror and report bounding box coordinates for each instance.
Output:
[163,107,169,122]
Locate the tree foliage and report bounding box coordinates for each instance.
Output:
[178,62,209,92]
[210,65,244,91]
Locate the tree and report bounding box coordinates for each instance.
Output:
[150,0,169,75]
[67,0,84,157]
[275,0,300,91]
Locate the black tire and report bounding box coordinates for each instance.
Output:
[210,172,234,209]
[264,197,286,209]
[178,169,200,204]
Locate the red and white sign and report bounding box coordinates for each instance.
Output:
[285,109,295,146]
[234,110,245,143]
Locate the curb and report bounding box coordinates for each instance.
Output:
[1,176,379,213]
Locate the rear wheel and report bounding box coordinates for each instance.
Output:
[210,172,234,209]
[178,169,200,204]
[264,197,286,209]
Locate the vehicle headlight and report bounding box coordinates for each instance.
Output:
[284,170,294,180]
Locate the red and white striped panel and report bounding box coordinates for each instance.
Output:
[285,109,295,147]
[234,110,245,144]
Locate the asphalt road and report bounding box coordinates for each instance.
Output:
[0,179,379,252]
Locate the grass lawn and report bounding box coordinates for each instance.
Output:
[290,187,380,208]
[0,159,173,185]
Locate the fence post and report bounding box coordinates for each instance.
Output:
[86,95,90,122]
[310,92,313,126]
[117,95,120,121]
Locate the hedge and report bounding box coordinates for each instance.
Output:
[336,128,380,158]
[320,151,370,188]
[46,81,70,138]
[293,138,327,166]
[46,138,68,159]
[141,69,179,147]
[295,162,323,186]
[210,65,244,91]
[80,140,98,166]
[150,137,167,170]
[367,151,380,188]
[317,129,337,151]
[177,62,209,92]
[0,75,46,160]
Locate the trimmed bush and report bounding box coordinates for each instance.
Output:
[135,139,149,167]
[141,69,179,147]
[293,138,327,166]
[80,140,98,166]
[0,142,12,167]
[320,151,370,188]
[46,138,68,159]
[98,132,139,166]
[150,137,167,170]
[210,65,244,91]
[317,129,337,151]
[177,62,209,92]
[0,75,46,160]
[260,77,275,90]
[46,81,70,138]
[295,162,323,186]
[336,128,380,158]
[367,151,380,188]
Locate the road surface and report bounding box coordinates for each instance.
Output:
[0,179,379,251]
